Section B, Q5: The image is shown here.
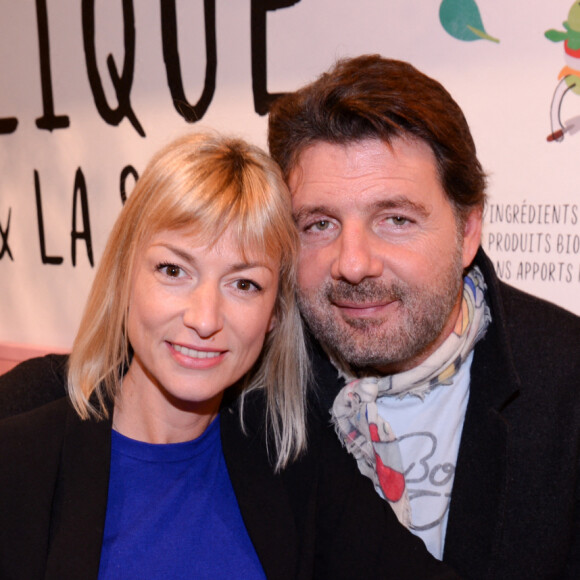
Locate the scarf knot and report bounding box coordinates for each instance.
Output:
[331,266,491,527]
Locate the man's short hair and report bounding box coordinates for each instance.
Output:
[268,54,487,217]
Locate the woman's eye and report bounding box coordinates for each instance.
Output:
[158,263,182,277]
[235,279,260,292]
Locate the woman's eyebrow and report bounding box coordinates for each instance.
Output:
[153,243,274,272]
[152,243,195,265]
[228,261,274,273]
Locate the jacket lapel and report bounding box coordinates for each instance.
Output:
[45,405,112,580]
[220,404,299,580]
[443,249,521,576]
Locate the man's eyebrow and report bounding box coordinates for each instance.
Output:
[372,196,430,218]
[293,196,430,222]
[292,205,332,223]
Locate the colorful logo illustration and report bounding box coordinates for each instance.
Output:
[439,0,499,43]
[545,2,580,142]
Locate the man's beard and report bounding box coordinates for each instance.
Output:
[297,246,464,374]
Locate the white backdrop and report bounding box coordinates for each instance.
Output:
[1,0,579,351]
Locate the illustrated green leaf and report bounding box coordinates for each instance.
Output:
[439,0,499,43]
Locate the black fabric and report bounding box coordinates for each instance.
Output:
[0,354,67,419]
[0,388,457,579]
[2,248,579,578]
[307,248,580,579]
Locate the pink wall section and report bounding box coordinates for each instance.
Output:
[0,343,66,375]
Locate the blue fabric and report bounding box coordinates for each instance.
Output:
[98,416,265,580]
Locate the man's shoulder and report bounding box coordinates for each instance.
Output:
[477,248,580,348]
[496,279,580,339]
[479,275,580,406]
[0,353,69,420]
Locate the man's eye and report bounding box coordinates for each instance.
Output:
[388,216,409,226]
[309,220,331,231]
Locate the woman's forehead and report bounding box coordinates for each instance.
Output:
[143,225,281,266]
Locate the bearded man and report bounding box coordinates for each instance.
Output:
[268,54,580,579]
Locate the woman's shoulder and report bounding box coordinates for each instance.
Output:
[0,353,68,420]
[0,397,70,455]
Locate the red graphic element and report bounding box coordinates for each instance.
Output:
[565,39,580,60]
[369,423,405,502]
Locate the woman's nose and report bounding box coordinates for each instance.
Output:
[182,283,224,339]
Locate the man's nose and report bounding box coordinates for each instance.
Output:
[182,282,224,339]
[330,224,383,284]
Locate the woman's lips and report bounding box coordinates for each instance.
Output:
[168,341,226,369]
[172,343,223,359]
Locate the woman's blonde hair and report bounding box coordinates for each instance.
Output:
[67,131,308,469]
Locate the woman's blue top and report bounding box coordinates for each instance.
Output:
[97,415,266,579]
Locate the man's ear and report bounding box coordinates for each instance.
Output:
[461,206,483,268]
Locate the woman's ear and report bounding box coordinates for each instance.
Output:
[267,314,278,333]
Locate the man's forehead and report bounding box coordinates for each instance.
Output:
[288,138,442,215]
[289,136,437,181]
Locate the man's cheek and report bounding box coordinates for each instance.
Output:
[297,262,324,290]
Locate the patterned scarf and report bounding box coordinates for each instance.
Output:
[330,266,491,527]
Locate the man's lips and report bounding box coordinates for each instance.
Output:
[330,299,396,316]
